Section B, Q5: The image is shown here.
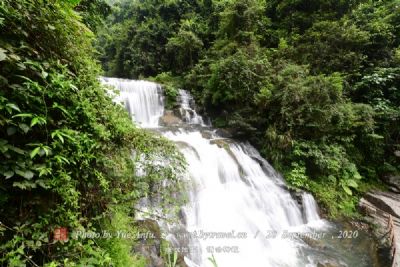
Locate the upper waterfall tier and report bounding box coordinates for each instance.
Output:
[101,77,164,128]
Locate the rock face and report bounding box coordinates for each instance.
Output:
[133,219,189,267]
[359,191,400,266]
[364,191,400,219]
[382,175,400,193]
[133,219,164,267]
[159,110,183,126]
[316,261,346,267]
[214,128,234,138]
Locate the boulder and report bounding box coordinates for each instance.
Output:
[210,138,230,148]
[159,110,183,126]
[359,191,400,265]
[364,191,400,219]
[214,128,234,138]
[200,130,213,140]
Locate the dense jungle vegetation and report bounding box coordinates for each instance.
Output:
[97,0,400,217]
[1,0,399,266]
[0,0,184,265]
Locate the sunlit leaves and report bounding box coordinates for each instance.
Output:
[0,47,7,61]
[29,144,52,159]
[30,116,46,127]
[5,103,20,113]
[3,170,14,179]
[15,169,34,180]
[51,130,75,144]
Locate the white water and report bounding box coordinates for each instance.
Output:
[101,77,164,127]
[101,78,335,267]
[177,89,205,125]
[302,193,321,224]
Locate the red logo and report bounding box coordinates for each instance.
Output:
[53,227,68,242]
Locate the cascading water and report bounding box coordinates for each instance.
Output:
[177,89,205,125]
[163,130,315,267]
[101,78,381,267]
[101,77,164,127]
[302,193,321,224]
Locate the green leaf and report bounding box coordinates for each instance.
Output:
[41,70,48,79]
[15,169,34,180]
[3,170,14,179]
[13,181,37,189]
[23,170,34,180]
[347,179,358,188]
[30,147,41,159]
[19,123,30,134]
[341,184,352,195]
[40,146,51,156]
[67,0,81,6]
[8,146,25,155]
[36,180,50,189]
[0,48,7,61]
[6,103,21,112]
[9,54,21,61]
[53,132,64,143]
[30,117,39,127]
[353,172,362,180]
[12,113,33,119]
[53,103,71,118]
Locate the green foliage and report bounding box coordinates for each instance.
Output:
[291,20,369,74]
[98,0,400,218]
[151,72,182,109]
[0,0,185,265]
[286,162,309,189]
[95,0,212,78]
[161,242,178,267]
[75,0,111,32]
[96,207,147,267]
[166,19,204,73]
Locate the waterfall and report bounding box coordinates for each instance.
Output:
[302,193,321,224]
[177,89,205,125]
[101,77,164,127]
[101,78,378,267]
[163,130,307,266]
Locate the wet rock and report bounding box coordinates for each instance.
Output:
[210,138,230,148]
[133,219,163,267]
[200,130,213,140]
[159,110,183,126]
[359,191,400,265]
[172,108,185,119]
[364,191,400,218]
[176,254,189,267]
[382,175,400,193]
[133,219,189,267]
[214,128,233,138]
[289,190,304,207]
[301,236,327,250]
[317,261,346,267]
